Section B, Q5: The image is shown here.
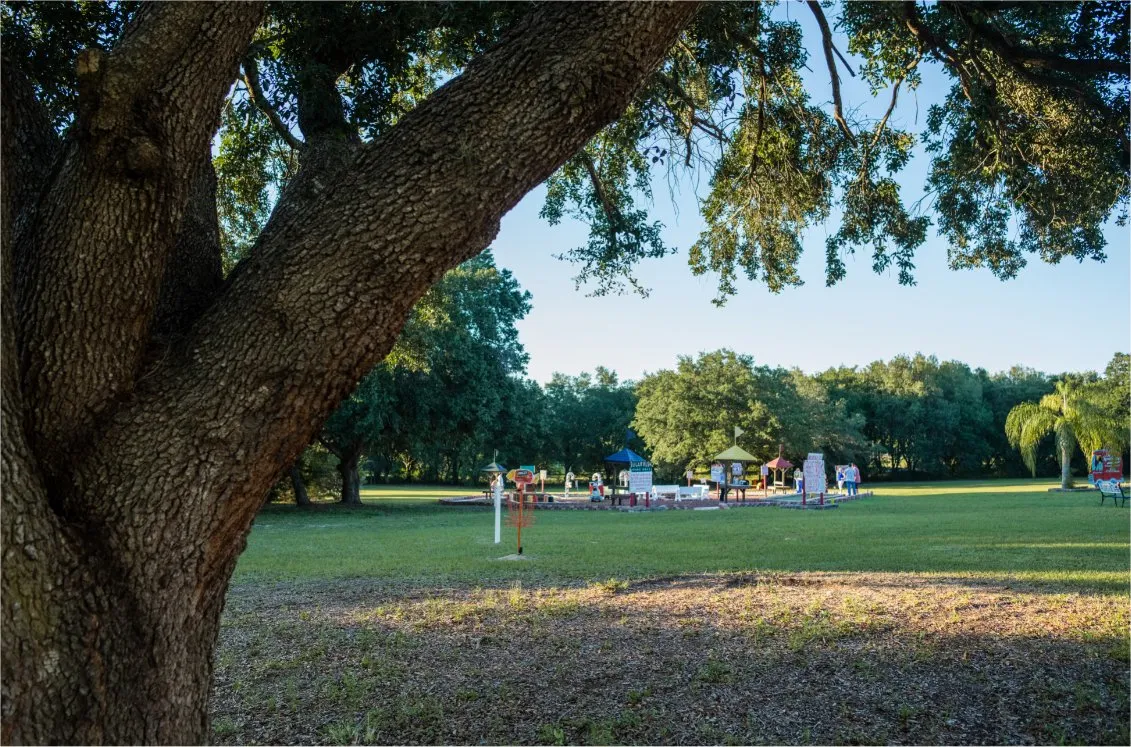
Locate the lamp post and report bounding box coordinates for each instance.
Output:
[480,452,506,544]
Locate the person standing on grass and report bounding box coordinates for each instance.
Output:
[845,464,857,496]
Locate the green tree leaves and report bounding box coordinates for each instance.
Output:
[633,350,868,477]
[542,368,639,475]
[7,2,1126,300]
[1006,376,1128,485]
[318,251,534,484]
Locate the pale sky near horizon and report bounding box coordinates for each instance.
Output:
[489,6,1130,385]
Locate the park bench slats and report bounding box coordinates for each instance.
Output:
[1096,482,1127,507]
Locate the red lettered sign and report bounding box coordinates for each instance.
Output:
[1090,450,1123,484]
[510,469,535,486]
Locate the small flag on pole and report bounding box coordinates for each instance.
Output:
[734,425,744,441]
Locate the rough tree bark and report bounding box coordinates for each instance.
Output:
[152,145,225,343]
[1,2,698,743]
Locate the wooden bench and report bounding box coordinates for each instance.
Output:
[1097,481,1127,507]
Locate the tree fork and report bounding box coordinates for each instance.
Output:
[152,143,226,343]
[13,2,265,478]
[3,3,699,743]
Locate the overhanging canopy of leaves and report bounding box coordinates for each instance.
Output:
[4,1,1126,298]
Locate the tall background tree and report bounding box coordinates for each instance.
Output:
[633,349,867,479]
[1,1,1126,741]
[1006,377,1128,488]
[298,251,534,498]
[543,368,639,476]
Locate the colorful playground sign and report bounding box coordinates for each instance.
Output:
[508,468,535,485]
[1090,450,1123,486]
[710,463,725,483]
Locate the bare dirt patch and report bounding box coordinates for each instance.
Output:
[210,572,1129,745]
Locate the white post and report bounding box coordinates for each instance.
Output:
[493,475,502,544]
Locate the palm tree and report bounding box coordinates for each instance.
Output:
[1006,380,1127,488]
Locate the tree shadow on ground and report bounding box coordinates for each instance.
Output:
[211,572,1129,745]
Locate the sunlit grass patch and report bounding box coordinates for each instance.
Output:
[237,479,1129,597]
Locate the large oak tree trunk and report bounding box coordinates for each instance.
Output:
[1,2,697,743]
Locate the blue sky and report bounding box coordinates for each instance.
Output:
[490,6,1129,384]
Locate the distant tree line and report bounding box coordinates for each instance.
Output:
[635,350,1128,483]
[277,254,1128,501]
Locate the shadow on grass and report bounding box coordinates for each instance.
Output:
[212,573,1130,746]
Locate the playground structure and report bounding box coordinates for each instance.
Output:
[764,444,794,493]
[712,444,758,502]
[468,433,860,516]
[601,447,647,500]
[441,488,871,512]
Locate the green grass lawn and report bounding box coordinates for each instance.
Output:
[216,479,1130,745]
[236,479,1130,594]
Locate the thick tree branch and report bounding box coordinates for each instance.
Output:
[1,53,60,290]
[242,56,305,151]
[902,1,979,103]
[902,2,964,68]
[151,144,225,342]
[295,59,357,143]
[71,0,699,600]
[14,2,265,475]
[942,0,1128,78]
[580,152,623,246]
[1,56,91,745]
[807,0,855,142]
